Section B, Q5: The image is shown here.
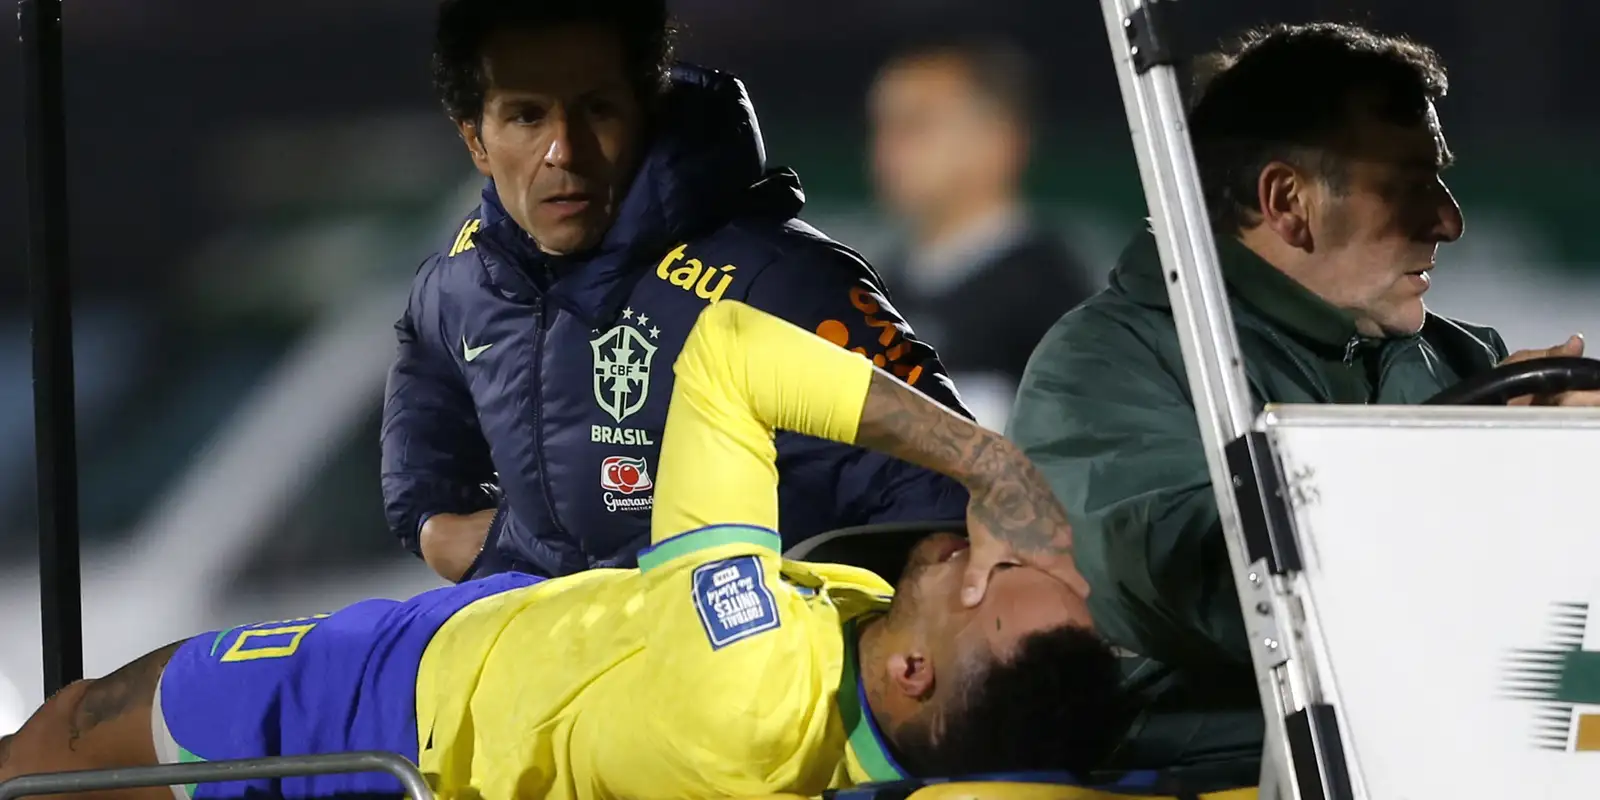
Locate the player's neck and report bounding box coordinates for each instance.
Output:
[856,615,886,673]
[854,616,906,740]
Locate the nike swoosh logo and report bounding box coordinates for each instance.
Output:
[463,337,493,363]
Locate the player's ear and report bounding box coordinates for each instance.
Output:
[887,650,936,701]
[457,119,493,177]
[1257,161,1312,251]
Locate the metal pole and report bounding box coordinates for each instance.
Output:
[0,752,436,800]
[1097,1,1315,796]
[19,0,85,698]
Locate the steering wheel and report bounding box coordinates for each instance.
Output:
[1422,356,1600,406]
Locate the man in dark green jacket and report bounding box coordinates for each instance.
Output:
[1009,22,1600,776]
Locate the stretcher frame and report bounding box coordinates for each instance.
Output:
[20,0,83,704]
[1095,1,1346,798]
[0,753,434,800]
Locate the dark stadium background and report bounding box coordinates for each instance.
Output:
[0,0,1595,713]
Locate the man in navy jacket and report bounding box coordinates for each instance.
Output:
[382,0,973,581]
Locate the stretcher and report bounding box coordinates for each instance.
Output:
[0,759,1258,800]
[814,767,1257,799]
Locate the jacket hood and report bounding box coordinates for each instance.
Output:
[1108,225,1367,350]
[1106,224,1171,309]
[473,62,803,321]
[1109,224,1261,311]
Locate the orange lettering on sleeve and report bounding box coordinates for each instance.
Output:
[848,287,880,314]
[815,319,851,348]
[815,290,925,386]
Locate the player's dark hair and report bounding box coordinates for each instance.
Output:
[894,625,1130,777]
[883,37,1036,128]
[432,0,678,123]
[1189,22,1450,235]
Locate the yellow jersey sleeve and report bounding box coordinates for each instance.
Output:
[649,299,876,541]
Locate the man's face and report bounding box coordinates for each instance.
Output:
[869,56,1014,223]
[887,532,1089,683]
[1297,102,1464,337]
[458,24,646,256]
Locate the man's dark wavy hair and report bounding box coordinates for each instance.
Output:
[893,624,1130,777]
[1188,22,1451,235]
[432,0,678,123]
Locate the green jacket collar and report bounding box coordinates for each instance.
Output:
[1109,227,1361,350]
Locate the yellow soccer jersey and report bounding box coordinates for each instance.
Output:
[414,301,917,799]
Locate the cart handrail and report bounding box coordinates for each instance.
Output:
[0,751,433,800]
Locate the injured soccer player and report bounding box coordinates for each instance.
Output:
[0,301,1127,800]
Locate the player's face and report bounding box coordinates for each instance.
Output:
[1297,102,1463,337]
[890,533,1089,664]
[459,24,646,256]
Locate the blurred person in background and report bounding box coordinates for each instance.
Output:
[868,38,1096,431]
[1007,22,1600,774]
[383,0,971,584]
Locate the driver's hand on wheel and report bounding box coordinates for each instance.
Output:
[1501,334,1600,406]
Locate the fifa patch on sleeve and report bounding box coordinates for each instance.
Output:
[692,555,781,650]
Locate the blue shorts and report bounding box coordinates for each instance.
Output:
[154,573,540,799]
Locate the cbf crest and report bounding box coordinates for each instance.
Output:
[591,308,660,423]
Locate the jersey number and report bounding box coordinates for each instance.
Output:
[217,614,329,662]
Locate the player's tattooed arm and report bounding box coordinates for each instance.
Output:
[854,371,1079,583]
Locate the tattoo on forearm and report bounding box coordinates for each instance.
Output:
[856,372,1073,558]
[65,643,180,751]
